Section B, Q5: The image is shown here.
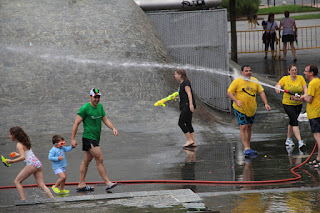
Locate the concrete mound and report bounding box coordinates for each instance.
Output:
[0,0,179,136]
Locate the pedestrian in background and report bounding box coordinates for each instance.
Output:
[263,13,279,60]
[279,11,297,61]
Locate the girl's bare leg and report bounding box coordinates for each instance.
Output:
[14,165,37,200]
[34,168,54,198]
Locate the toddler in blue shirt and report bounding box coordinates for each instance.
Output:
[48,135,73,194]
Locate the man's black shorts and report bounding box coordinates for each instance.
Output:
[82,138,99,151]
[309,117,320,133]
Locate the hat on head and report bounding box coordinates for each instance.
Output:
[90,88,101,97]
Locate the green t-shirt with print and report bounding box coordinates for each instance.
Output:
[78,102,106,142]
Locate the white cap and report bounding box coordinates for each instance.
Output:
[90,88,101,97]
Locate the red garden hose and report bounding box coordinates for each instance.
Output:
[0,143,317,190]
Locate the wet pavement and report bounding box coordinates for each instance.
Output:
[1,1,320,212]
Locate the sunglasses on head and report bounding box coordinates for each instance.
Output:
[55,141,66,146]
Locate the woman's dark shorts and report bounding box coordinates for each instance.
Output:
[82,138,99,151]
[282,34,295,43]
[309,117,320,133]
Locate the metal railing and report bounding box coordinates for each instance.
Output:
[229,26,320,58]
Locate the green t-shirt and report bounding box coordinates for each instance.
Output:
[78,102,106,142]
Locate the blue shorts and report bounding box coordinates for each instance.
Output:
[234,108,255,125]
[54,167,66,175]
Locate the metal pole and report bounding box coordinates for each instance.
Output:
[229,0,237,62]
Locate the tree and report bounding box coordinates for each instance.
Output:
[221,0,261,17]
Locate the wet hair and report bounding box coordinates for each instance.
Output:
[241,65,251,71]
[284,11,290,18]
[175,68,189,81]
[309,64,318,76]
[268,13,275,22]
[288,64,297,71]
[9,126,31,150]
[52,135,64,144]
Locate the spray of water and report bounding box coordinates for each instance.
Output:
[6,45,284,92]
[245,78,283,92]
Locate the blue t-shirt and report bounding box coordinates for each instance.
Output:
[48,145,73,170]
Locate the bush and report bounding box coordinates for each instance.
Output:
[221,0,261,17]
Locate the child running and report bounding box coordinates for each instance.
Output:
[6,126,54,200]
[48,135,73,194]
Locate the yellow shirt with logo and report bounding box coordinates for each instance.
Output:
[279,75,306,105]
[228,77,264,117]
[306,78,320,120]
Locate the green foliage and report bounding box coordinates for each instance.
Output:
[258,5,320,15]
[221,0,261,16]
[276,14,320,21]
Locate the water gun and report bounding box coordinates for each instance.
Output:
[154,92,179,107]
[283,90,300,98]
[1,155,11,167]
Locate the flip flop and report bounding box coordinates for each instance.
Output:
[106,182,118,190]
[183,143,197,148]
[313,162,320,169]
[307,159,320,166]
[76,185,94,191]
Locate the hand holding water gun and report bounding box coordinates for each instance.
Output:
[1,155,11,167]
[275,87,300,98]
[154,92,179,107]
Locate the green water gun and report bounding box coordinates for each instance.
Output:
[1,155,11,167]
[154,92,179,107]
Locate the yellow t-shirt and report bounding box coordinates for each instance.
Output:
[306,78,320,120]
[228,77,264,117]
[279,75,306,105]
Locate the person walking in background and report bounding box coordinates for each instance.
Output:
[279,11,297,61]
[227,65,271,157]
[6,126,54,200]
[48,135,73,194]
[71,88,118,191]
[263,13,279,60]
[275,64,307,154]
[174,68,197,148]
[294,65,320,168]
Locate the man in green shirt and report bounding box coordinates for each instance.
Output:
[71,88,118,191]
